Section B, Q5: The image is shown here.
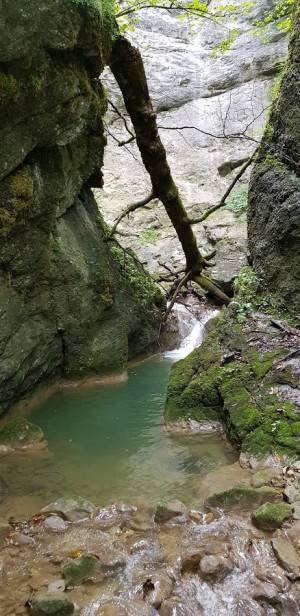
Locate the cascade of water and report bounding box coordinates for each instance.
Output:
[164,303,220,360]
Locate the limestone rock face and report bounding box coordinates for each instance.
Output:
[98,0,287,288]
[0,1,162,415]
[249,6,300,318]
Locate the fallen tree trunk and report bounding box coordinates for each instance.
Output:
[110,36,230,304]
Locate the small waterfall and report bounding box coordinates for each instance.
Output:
[164,303,220,360]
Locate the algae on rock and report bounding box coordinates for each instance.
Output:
[0,0,163,416]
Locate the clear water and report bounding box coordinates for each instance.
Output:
[0,357,236,519]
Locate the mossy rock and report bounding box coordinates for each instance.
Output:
[204,486,281,511]
[0,417,43,446]
[252,502,292,531]
[251,469,276,488]
[62,554,98,585]
[29,592,74,616]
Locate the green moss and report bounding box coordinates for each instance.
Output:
[0,166,34,237]
[63,555,98,585]
[0,417,43,446]
[252,502,292,531]
[139,228,160,244]
[30,594,74,616]
[242,427,274,457]
[0,71,19,102]
[224,185,248,216]
[205,486,280,511]
[228,404,262,442]
[110,245,162,308]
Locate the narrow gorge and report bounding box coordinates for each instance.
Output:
[0,1,300,615]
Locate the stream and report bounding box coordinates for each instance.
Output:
[1,306,299,615]
[0,305,234,519]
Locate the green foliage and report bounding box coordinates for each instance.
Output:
[225,184,248,216]
[139,228,160,244]
[0,71,19,102]
[251,0,294,40]
[30,75,43,91]
[72,0,102,6]
[110,244,160,306]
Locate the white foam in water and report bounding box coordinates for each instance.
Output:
[163,303,220,360]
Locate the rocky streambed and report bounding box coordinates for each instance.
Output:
[1,459,300,615]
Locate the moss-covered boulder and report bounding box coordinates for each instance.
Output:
[251,469,277,488]
[29,592,74,616]
[164,301,300,460]
[0,417,44,447]
[62,554,98,586]
[252,502,293,531]
[204,486,281,511]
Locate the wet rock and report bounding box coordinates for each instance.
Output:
[160,599,196,616]
[29,592,74,615]
[95,600,156,615]
[189,510,203,524]
[0,444,14,455]
[284,475,300,504]
[252,502,292,531]
[92,502,137,529]
[252,581,280,605]
[41,496,95,521]
[0,418,44,449]
[0,521,10,547]
[271,537,300,579]
[255,565,290,592]
[9,531,36,547]
[62,554,99,586]
[47,580,66,593]
[198,554,234,582]
[154,500,188,523]
[251,469,277,488]
[181,553,202,574]
[204,486,281,511]
[130,539,150,555]
[143,572,174,608]
[285,519,300,544]
[43,516,67,533]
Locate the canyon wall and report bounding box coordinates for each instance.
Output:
[0,0,162,416]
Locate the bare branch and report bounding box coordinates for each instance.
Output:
[158,124,260,144]
[108,99,135,143]
[162,270,192,323]
[106,191,155,239]
[189,153,256,225]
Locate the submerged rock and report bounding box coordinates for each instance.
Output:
[92,502,137,529]
[41,496,95,521]
[252,502,292,531]
[251,469,277,488]
[204,486,281,511]
[143,572,174,609]
[160,600,196,615]
[198,554,234,582]
[29,592,74,616]
[154,500,188,523]
[0,417,44,449]
[95,600,156,615]
[252,582,280,606]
